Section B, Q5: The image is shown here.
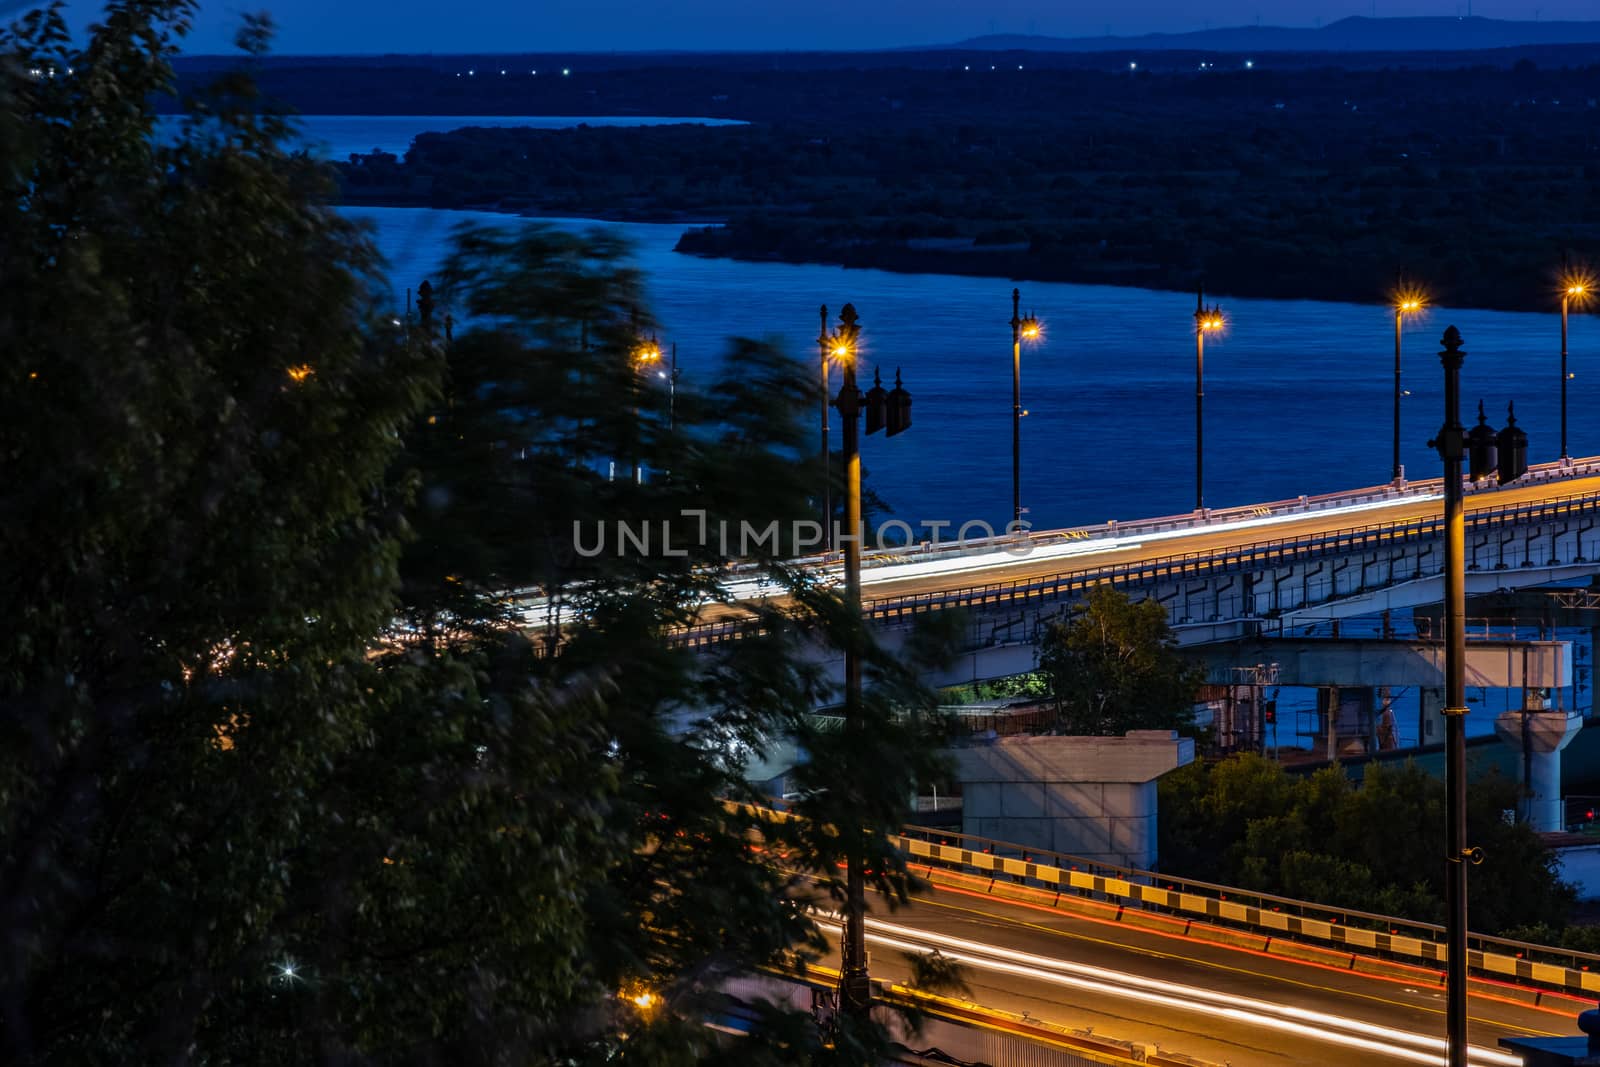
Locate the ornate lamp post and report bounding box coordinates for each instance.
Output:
[826,303,911,1021]
[1429,326,1528,1067]
[819,305,833,550]
[1193,287,1225,512]
[1009,289,1041,529]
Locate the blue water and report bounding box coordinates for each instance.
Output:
[160,114,744,161]
[346,204,1599,535]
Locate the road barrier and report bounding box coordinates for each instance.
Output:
[894,824,1600,1001]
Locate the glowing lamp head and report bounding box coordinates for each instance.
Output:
[1019,316,1041,341]
[631,991,655,1009]
[830,342,852,362]
[1199,314,1224,332]
[287,364,314,383]
[634,342,662,365]
[1569,284,1588,297]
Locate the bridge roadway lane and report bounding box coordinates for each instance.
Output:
[817,874,1573,1066]
[861,475,1600,603]
[696,474,1600,627]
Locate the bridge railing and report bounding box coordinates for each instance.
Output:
[852,454,1600,573]
[895,823,1600,997]
[665,481,1600,648]
[860,486,1600,626]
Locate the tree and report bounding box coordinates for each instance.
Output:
[1036,586,1203,736]
[1,6,952,1062]
[402,219,957,1059]
[1158,754,1576,934]
[0,2,450,1059]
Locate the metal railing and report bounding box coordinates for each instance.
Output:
[895,824,1600,995]
[667,486,1600,648]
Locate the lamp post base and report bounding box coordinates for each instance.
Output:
[839,965,872,1018]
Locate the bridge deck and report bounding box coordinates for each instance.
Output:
[681,461,1600,645]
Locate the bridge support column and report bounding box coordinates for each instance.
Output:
[952,731,1195,869]
[1494,707,1582,832]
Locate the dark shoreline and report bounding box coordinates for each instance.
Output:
[339,193,1591,315]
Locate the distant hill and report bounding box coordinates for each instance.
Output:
[950,16,1600,53]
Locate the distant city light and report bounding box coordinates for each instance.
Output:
[1129,62,1137,70]
[499,69,506,75]
[562,68,571,76]
[1245,59,1254,69]
[468,69,475,76]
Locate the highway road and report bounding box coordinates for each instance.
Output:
[814,872,1578,1066]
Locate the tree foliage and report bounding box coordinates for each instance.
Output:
[1036,586,1203,736]
[1159,754,1576,934]
[0,4,951,1062]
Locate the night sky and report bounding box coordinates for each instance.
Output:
[33,0,1587,54]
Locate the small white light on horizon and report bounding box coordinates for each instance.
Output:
[562,68,571,76]
[1129,62,1137,70]
[1245,59,1255,69]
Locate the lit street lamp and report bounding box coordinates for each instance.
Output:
[1392,280,1427,483]
[1561,264,1590,463]
[1428,326,1528,1067]
[631,332,663,484]
[1009,289,1042,528]
[819,305,833,550]
[826,302,911,1022]
[1193,286,1225,512]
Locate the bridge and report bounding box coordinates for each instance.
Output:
[674,457,1600,689]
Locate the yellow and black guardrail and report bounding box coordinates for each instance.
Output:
[893,826,1600,1000]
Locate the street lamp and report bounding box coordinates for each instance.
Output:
[1428,326,1529,1067]
[819,306,833,550]
[1009,288,1042,529]
[826,302,911,1022]
[1560,262,1591,463]
[1392,280,1427,483]
[631,333,664,484]
[1193,286,1226,512]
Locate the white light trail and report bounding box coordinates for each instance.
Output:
[817,916,1522,1067]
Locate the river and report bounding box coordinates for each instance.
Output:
[346,203,1595,538]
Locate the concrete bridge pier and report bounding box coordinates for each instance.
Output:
[1494,704,1583,832]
